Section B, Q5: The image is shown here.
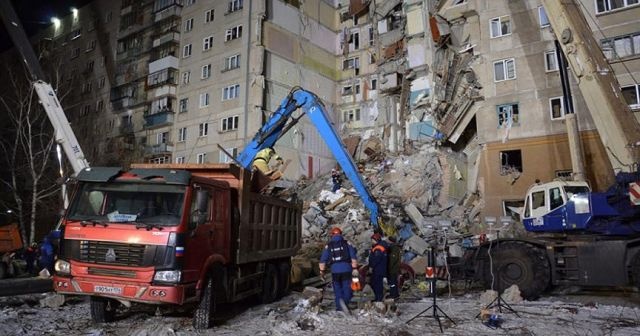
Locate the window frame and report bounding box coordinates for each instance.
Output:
[179,97,189,113]
[490,15,512,38]
[198,123,209,137]
[621,84,640,109]
[184,18,194,32]
[224,54,241,71]
[497,103,519,128]
[178,127,187,142]
[201,64,212,79]
[182,44,192,58]
[544,50,558,72]
[182,71,191,85]
[199,92,210,107]
[222,84,240,101]
[538,6,550,27]
[549,96,566,120]
[196,153,207,164]
[203,36,214,51]
[225,25,243,42]
[221,115,239,132]
[493,58,516,82]
[596,0,640,14]
[205,9,214,23]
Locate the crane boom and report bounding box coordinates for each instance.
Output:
[236,87,382,227]
[541,0,640,173]
[0,1,89,175]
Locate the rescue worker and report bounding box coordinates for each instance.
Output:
[24,243,37,275]
[319,227,359,311]
[368,233,387,302]
[38,236,54,274]
[251,147,283,175]
[386,236,402,299]
[331,168,342,192]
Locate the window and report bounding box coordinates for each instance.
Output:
[203,36,214,50]
[549,187,565,210]
[502,200,524,221]
[86,40,96,52]
[544,50,558,71]
[201,64,212,79]
[371,79,377,90]
[228,0,243,13]
[205,9,215,23]
[221,115,239,131]
[156,132,169,145]
[601,32,640,60]
[493,58,516,81]
[81,104,91,116]
[596,0,639,14]
[452,0,467,5]
[98,76,106,89]
[349,31,360,51]
[178,127,187,142]
[538,6,550,27]
[531,190,545,212]
[490,15,511,38]
[81,82,93,94]
[224,54,241,70]
[549,97,565,120]
[342,85,354,96]
[176,156,185,164]
[622,84,640,109]
[183,44,192,58]
[197,153,207,164]
[96,100,104,112]
[497,103,519,128]
[342,109,361,122]
[179,98,189,112]
[184,18,194,32]
[368,26,374,46]
[219,147,237,163]
[198,123,209,137]
[199,93,210,107]
[500,149,522,175]
[343,57,360,70]
[71,47,80,59]
[85,60,94,73]
[182,71,191,84]
[225,25,243,41]
[222,84,240,100]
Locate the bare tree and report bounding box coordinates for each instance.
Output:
[0,64,65,245]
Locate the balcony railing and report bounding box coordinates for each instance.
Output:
[152,32,180,48]
[155,5,182,23]
[144,110,175,128]
[144,143,174,155]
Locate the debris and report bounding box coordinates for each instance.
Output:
[38,293,65,308]
[480,289,498,305]
[502,284,523,304]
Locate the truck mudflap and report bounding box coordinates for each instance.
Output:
[53,275,192,305]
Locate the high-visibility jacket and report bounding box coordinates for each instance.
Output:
[368,243,388,276]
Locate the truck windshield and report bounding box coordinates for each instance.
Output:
[564,186,590,199]
[67,182,186,226]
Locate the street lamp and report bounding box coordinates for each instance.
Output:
[51,17,60,29]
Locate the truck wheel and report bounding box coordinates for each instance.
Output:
[260,264,279,304]
[277,261,291,298]
[193,275,215,330]
[90,296,117,323]
[484,241,550,300]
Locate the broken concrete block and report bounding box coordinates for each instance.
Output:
[404,204,425,227]
[408,256,428,275]
[302,287,323,306]
[405,235,430,255]
[39,293,65,308]
[503,284,523,304]
[398,223,414,241]
[480,289,498,306]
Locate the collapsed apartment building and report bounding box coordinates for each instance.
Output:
[1,0,638,224]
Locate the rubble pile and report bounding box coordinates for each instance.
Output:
[290,140,478,276]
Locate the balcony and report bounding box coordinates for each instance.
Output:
[155,5,182,23]
[116,47,143,62]
[149,55,179,73]
[147,68,178,88]
[144,110,175,129]
[117,124,135,136]
[144,143,174,155]
[152,32,180,48]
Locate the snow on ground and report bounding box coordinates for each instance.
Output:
[1,289,639,336]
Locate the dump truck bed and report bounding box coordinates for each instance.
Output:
[0,223,22,254]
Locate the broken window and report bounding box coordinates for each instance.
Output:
[497,103,519,128]
[368,26,374,46]
[343,57,360,70]
[371,79,377,90]
[502,200,524,221]
[550,97,565,119]
[490,16,511,38]
[493,59,516,81]
[342,85,353,96]
[349,31,360,51]
[622,84,640,108]
[500,149,522,175]
[343,109,361,122]
[538,6,550,27]
[544,50,558,71]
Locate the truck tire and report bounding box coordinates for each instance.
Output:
[277,261,291,298]
[260,263,279,304]
[193,275,215,330]
[90,296,117,323]
[484,241,550,300]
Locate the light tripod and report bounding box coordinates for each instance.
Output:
[406,246,455,333]
[477,228,520,318]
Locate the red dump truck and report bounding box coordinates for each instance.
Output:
[0,222,23,278]
[52,164,301,329]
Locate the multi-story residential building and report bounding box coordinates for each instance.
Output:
[430,0,640,219]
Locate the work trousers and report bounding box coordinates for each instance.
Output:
[331,272,353,311]
[371,274,385,302]
[388,272,399,299]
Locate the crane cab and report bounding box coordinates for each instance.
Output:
[522,181,592,232]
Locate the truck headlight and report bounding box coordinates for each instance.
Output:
[154,270,181,283]
[54,260,71,275]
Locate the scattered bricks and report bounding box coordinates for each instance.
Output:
[408,256,428,275]
[404,204,425,230]
[480,290,498,306]
[303,286,324,306]
[405,235,430,255]
[503,284,523,304]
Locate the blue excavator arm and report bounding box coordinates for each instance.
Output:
[236,87,381,228]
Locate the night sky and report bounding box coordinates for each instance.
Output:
[1,0,93,50]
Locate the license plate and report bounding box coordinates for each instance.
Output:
[94,285,122,295]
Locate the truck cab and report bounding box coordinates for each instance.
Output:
[522,181,591,233]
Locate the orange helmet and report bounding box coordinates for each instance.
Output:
[371,233,382,241]
[330,227,342,236]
